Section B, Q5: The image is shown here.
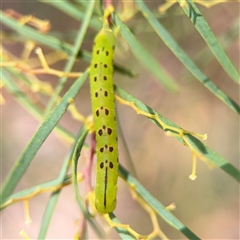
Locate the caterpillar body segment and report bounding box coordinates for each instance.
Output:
[90,26,118,213]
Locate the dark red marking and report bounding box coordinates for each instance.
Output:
[108,128,112,135]
[109,162,114,169]
[98,129,103,136]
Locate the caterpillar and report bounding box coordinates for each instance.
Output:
[90,20,118,213]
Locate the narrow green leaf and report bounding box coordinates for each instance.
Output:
[1,70,88,201]
[0,125,102,237]
[178,0,239,83]
[134,0,240,114]
[112,13,178,93]
[114,63,137,78]
[0,175,71,210]
[2,68,74,143]
[195,18,240,68]
[39,125,102,238]
[0,10,72,55]
[39,0,101,30]
[38,126,86,239]
[38,191,61,240]
[71,125,103,238]
[44,0,95,115]
[115,84,185,143]
[184,135,240,182]
[115,85,240,182]
[116,110,138,178]
[119,165,201,240]
[71,127,92,220]
[0,10,134,78]
[109,213,136,239]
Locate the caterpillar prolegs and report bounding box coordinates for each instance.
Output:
[90,21,118,213]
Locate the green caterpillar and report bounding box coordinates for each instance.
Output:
[90,22,118,213]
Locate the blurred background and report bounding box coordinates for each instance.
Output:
[1,1,239,239]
